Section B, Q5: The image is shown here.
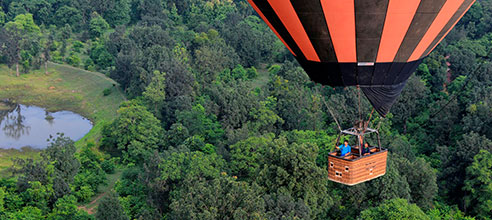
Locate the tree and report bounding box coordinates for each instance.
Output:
[143,70,166,115]
[42,32,53,75]
[439,132,492,207]
[263,193,311,220]
[47,195,94,220]
[268,64,326,131]
[154,151,226,212]
[393,156,438,210]
[165,123,189,148]
[104,0,131,26]
[0,7,5,26]
[255,136,331,219]
[4,206,44,220]
[41,134,80,202]
[222,15,278,66]
[0,27,21,76]
[230,134,275,180]
[169,175,266,220]
[114,167,160,219]
[193,30,239,82]
[89,12,110,39]
[391,75,430,134]
[246,96,284,135]
[73,143,107,202]
[0,186,4,212]
[4,13,40,33]
[176,104,224,145]
[2,13,41,76]
[463,150,492,219]
[101,102,163,164]
[53,6,82,30]
[360,198,429,220]
[96,192,129,220]
[42,134,80,185]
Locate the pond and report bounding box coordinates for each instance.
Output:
[0,100,93,149]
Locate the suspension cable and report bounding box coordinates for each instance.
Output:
[376,116,383,150]
[367,108,375,130]
[357,86,362,125]
[317,86,343,132]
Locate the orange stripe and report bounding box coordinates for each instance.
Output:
[320,0,356,63]
[247,0,295,56]
[377,0,421,62]
[409,0,465,61]
[424,0,475,57]
[267,0,319,61]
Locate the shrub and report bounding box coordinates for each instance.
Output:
[66,54,81,67]
[103,88,112,96]
[84,58,95,71]
[72,41,84,53]
[101,158,117,174]
[74,185,94,203]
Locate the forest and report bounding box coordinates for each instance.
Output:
[0,0,491,219]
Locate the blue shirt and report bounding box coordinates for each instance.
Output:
[339,144,351,156]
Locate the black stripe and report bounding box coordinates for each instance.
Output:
[355,0,389,62]
[394,60,423,84]
[420,0,475,58]
[394,0,447,62]
[251,0,306,60]
[295,60,422,87]
[290,0,337,62]
[384,63,405,85]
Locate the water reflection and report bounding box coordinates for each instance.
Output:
[0,101,93,149]
[2,103,31,140]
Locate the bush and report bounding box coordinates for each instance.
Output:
[247,66,258,79]
[66,54,81,67]
[84,58,95,71]
[72,41,84,53]
[74,185,94,203]
[51,51,64,63]
[101,158,117,174]
[103,88,112,96]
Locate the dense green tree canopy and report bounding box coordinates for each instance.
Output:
[360,199,429,220]
[1,0,492,219]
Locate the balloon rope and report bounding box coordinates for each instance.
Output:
[376,116,383,150]
[367,108,375,129]
[318,86,343,132]
[357,86,362,128]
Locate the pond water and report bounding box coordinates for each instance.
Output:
[0,101,93,149]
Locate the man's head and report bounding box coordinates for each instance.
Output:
[344,140,349,146]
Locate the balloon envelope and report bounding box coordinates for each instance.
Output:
[248,0,475,116]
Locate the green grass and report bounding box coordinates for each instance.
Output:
[0,63,125,142]
[0,63,126,173]
[0,147,41,176]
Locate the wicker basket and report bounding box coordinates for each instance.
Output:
[328,148,388,186]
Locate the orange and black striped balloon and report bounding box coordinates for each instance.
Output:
[248,0,475,116]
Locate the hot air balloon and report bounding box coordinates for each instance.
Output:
[247,0,475,185]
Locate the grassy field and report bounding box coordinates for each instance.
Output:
[0,62,126,173]
[0,147,41,176]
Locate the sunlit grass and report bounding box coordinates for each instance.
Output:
[0,147,41,177]
[0,63,126,174]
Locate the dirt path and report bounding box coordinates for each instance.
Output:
[77,169,123,215]
[78,192,107,214]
